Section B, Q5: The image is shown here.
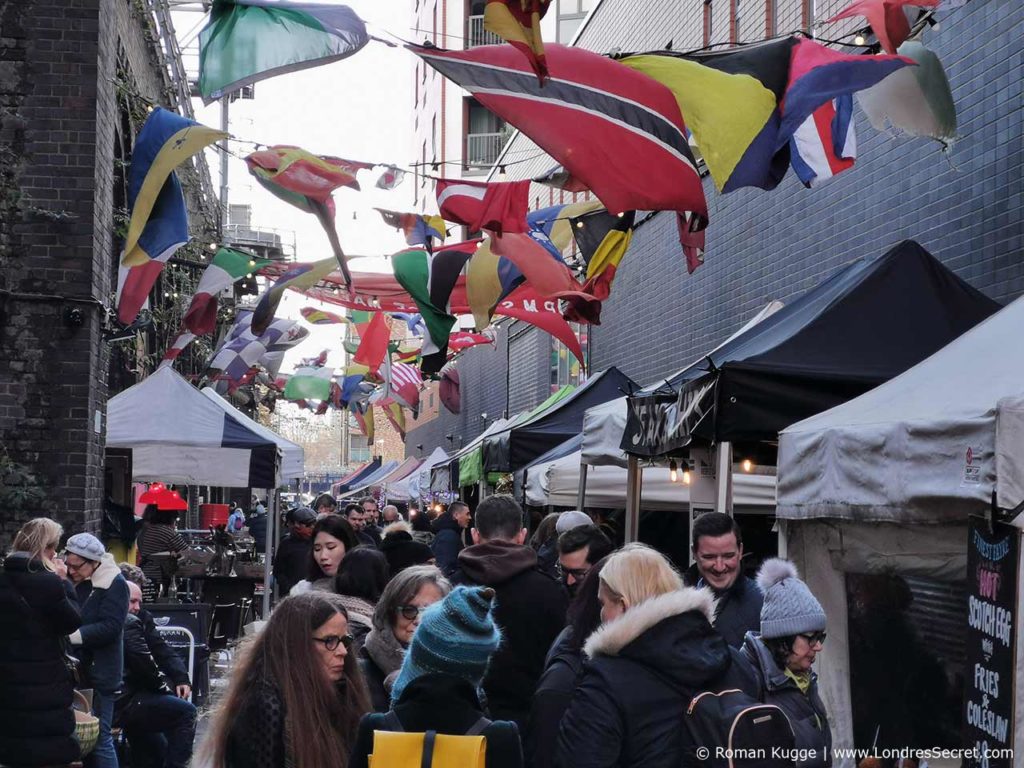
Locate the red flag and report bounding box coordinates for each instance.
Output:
[447,332,494,356]
[352,311,390,371]
[497,287,585,367]
[387,360,423,417]
[412,43,707,263]
[827,0,940,55]
[436,178,530,236]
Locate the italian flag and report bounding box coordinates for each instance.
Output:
[198,0,371,104]
[183,247,270,335]
[283,365,334,402]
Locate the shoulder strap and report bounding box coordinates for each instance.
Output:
[465,716,491,736]
[421,731,437,768]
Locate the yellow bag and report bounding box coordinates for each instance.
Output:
[369,713,488,768]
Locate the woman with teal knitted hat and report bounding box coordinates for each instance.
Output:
[348,585,524,768]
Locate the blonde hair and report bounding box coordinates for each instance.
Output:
[11,518,63,572]
[599,543,682,609]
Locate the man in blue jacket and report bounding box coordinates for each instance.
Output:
[431,501,471,576]
[65,533,129,768]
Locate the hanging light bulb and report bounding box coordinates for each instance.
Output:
[669,459,678,483]
[683,468,692,485]
[498,165,507,178]
[208,242,218,251]
[742,458,753,473]
[248,259,256,267]
[575,220,585,229]
[854,33,866,45]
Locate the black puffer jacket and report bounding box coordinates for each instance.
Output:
[455,541,568,729]
[703,574,764,649]
[526,626,584,768]
[430,513,465,576]
[0,553,83,767]
[739,632,832,768]
[557,588,732,768]
[349,674,523,768]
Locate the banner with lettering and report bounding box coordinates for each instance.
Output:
[963,515,1019,767]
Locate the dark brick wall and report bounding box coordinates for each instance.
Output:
[590,0,1023,385]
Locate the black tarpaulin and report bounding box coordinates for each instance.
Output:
[485,367,636,472]
[622,240,1001,457]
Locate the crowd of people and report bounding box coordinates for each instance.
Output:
[0,494,836,768]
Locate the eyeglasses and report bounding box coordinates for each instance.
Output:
[799,631,827,646]
[396,604,429,621]
[556,563,590,581]
[63,557,94,573]
[312,634,355,652]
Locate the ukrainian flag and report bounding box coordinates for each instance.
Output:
[121,108,227,267]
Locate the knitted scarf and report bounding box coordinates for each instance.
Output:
[334,594,375,635]
[363,624,407,678]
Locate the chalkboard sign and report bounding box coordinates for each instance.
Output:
[963,516,1019,767]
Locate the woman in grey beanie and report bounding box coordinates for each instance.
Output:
[738,558,832,768]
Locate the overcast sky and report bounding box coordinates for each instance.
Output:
[178,0,421,371]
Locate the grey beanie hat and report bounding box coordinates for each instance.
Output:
[65,532,106,562]
[555,510,592,534]
[756,558,826,639]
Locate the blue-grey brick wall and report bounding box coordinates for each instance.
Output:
[409,0,1023,457]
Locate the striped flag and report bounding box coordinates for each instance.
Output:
[159,331,196,369]
[252,257,336,335]
[383,355,422,418]
[183,247,271,335]
[436,178,529,236]
[789,96,857,188]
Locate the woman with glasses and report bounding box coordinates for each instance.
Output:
[0,518,83,767]
[199,592,370,768]
[358,565,451,711]
[738,558,832,768]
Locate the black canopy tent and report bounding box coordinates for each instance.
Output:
[485,367,636,473]
[512,432,585,506]
[622,240,1001,458]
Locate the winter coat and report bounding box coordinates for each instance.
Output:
[70,553,130,693]
[430,513,465,576]
[117,614,172,715]
[526,626,584,768]
[0,553,83,767]
[703,574,764,649]
[357,626,406,713]
[557,588,732,768]
[455,541,569,729]
[273,533,312,596]
[333,593,376,647]
[247,513,268,550]
[380,530,434,576]
[739,632,832,768]
[535,538,560,577]
[349,674,523,768]
[225,682,289,768]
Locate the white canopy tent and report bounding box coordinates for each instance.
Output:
[527,449,776,510]
[395,447,448,501]
[776,295,1024,763]
[107,367,280,487]
[201,388,304,482]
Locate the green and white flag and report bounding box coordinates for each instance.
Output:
[183,247,271,335]
[283,365,334,402]
[198,0,371,104]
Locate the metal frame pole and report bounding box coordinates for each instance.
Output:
[625,455,642,543]
[576,462,589,511]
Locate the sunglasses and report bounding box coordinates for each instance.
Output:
[396,604,429,621]
[798,631,827,646]
[312,634,355,652]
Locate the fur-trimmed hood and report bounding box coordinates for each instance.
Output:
[583,587,731,694]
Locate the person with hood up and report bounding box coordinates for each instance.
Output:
[430,500,471,576]
[454,494,568,730]
[348,586,523,768]
[357,565,450,711]
[557,543,732,768]
[64,532,130,768]
[379,520,435,576]
[738,559,832,768]
[0,518,82,767]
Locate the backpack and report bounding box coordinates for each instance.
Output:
[683,688,796,768]
[369,711,490,768]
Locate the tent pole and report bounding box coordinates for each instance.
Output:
[625,455,642,543]
[715,442,734,515]
[262,487,277,618]
[576,463,588,511]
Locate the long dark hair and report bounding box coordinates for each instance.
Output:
[200,592,370,768]
[530,512,561,550]
[566,555,610,654]
[308,516,359,581]
[334,547,388,603]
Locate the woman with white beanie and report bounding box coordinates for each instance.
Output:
[739,558,832,768]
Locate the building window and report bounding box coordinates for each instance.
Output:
[431,115,437,163]
[704,0,713,46]
[556,0,592,43]
[465,97,506,169]
[432,2,437,44]
[550,323,587,393]
[732,0,741,43]
[767,0,776,37]
[421,140,427,190]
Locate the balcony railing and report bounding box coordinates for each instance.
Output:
[466,132,505,168]
[467,15,503,48]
